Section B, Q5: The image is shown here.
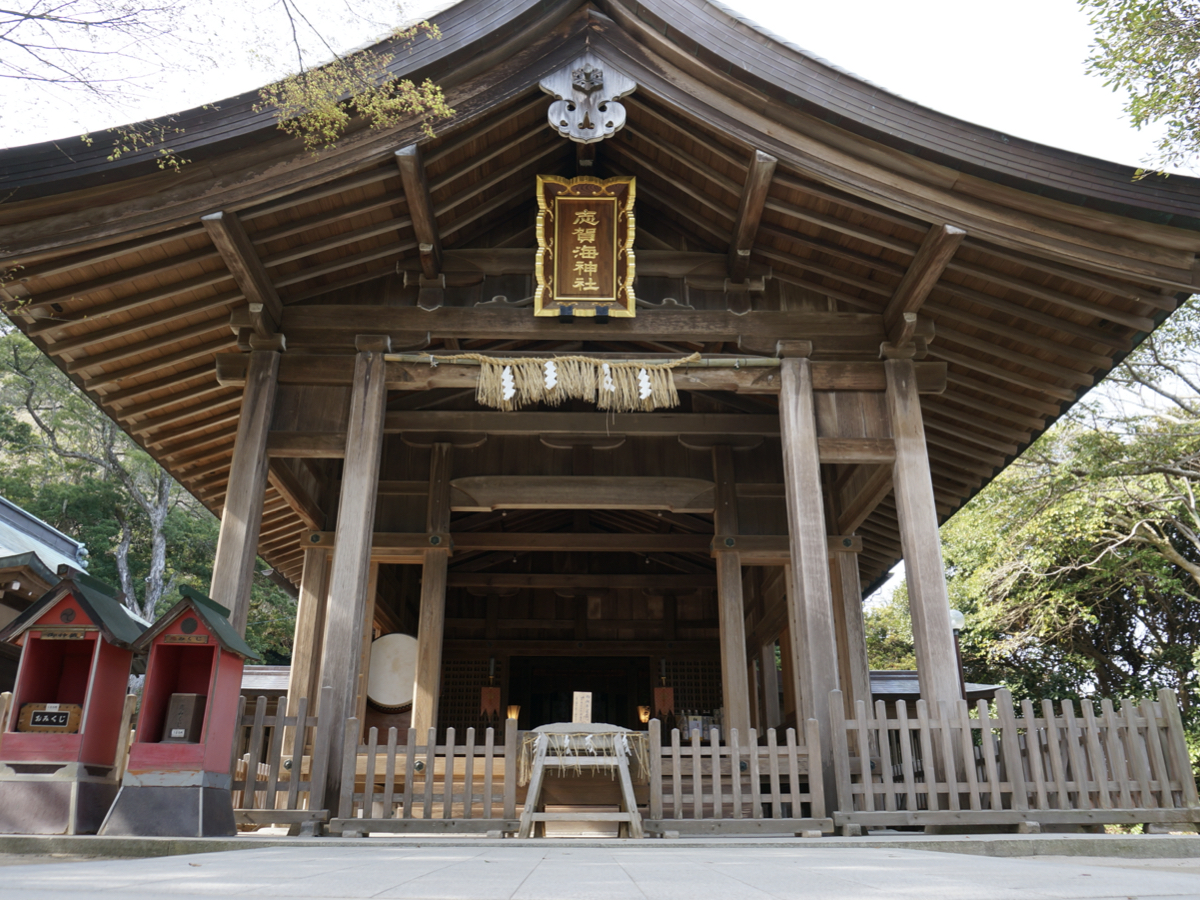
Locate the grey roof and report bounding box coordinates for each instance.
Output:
[870,670,999,700]
[241,665,291,693]
[0,495,88,573]
[133,585,260,660]
[0,574,146,648]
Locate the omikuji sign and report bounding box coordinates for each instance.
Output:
[534,175,636,317]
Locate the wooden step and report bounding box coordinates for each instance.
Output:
[528,812,635,822]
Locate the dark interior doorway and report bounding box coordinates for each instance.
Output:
[507,656,652,730]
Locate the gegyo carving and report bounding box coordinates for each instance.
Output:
[539,52,637,144]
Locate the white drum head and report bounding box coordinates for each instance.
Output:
[366,633,418,712]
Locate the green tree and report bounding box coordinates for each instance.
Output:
[0,325,295,660]
[1081,0,1200,173]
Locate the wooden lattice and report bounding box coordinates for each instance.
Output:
[663,659,722,713]
[439,658,504,737]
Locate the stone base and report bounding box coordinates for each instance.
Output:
[99,785,236,837]
[0,779,119,835]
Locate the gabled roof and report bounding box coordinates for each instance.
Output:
[1,0,1198,592]
[0,574,146,648]
[0,495,89,574]
[134,585,259,660]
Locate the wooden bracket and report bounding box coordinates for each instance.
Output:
[355,335,393,353]
[776,339,813,359]
[249,332,286,352]
[883,223,965,345]
[202,210,282,338]
[395,145,442,280]
[729,150,778,283]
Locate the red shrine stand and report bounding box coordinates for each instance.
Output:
[100,586,259,837]
[0,574,146,834]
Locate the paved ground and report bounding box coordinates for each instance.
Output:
[3,844,1200,899]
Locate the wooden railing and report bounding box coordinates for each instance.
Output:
[330,718,519,836]
[644,718,832,835]
[231,687,333,831]
[830,688,1200,830]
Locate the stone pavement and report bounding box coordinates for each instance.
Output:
[3,844,1200,900]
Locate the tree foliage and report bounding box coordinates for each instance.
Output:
[1081,0,1200,173]
[0,325,295,661]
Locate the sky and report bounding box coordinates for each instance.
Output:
[1,0,1179,176]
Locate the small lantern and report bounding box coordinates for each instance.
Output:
[638,706,651,725]
[507,705,521,721]
[100,586,259,837]
[0,573,145,834]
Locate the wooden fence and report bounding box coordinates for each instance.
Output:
[330,718,519,836]
[231,687,332,831]
[830,688,1200,830]
[644,718,832,835]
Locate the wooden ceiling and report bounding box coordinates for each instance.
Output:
[1,0,1198,594]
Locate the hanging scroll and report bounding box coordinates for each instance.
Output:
[534,175,636,317]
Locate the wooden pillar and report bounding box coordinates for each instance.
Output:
[760,641,782,728]
[210,350,279,634]
[317,348,387,804]
[285,547,330,725]
[411,442,452,738]
[829,550,872,717]
[355,563,381,729]
[885,358,959,707]
[712,445,751,738]
[778,355,840,791]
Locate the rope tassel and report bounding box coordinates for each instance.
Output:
[469,353,698,412]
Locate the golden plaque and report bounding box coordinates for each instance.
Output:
[534,175,635,317]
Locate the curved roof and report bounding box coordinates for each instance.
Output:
[1,0,1198,592]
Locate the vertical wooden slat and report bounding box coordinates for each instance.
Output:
[286,697,307,811]
[381,727,398,818]
[994,691,1028,811]
[747,727,762,819]
[337,717,359,820]
[245,697,269,810]
[977,699,1002,811]
[1080,701,1113,809]
[690,728,703,819]
[1040,700,1069,810]
[442,727,456,819]
[952,701,980,811]
[804,718,825,819]
[874,700,896,812]
[828,691,854,815]
[710,727,723,819]
[1061,701,1093,810]
[483,726,496,819]
[854,700,875,813]
[1159,689,1199,807]
[1120,700,1154,809]
[463,727,476,819]
[229,695,248,789]
[263,700,287,812]
[112,694,137,781]
[502,718,519,819]
[766,727,782,818]
[1139,698,1171,809]
[1020,699,1048,811]
[649,719,663,820]
[670,728,684,819]
[1101,699,1133,809]
[422,727,437,819]
[402,727,417,819]
[915,700,943,812]
[786,727,802,819]
[363,726,379,820]
[895,702,918,814]
[730,727,744,819]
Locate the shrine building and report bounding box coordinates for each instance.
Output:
[2,0,1199,835]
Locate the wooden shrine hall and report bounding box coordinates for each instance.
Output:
[3,0,1200,828]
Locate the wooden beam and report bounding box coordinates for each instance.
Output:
[778,356,840,801]
[712,444,751,736]
[317,348,387,806]
[284,547,330,744]
[883,224,966,345]
[413,443,452,737]
[729,150,778,284]
[450,475,715,513]
[267,432,347,458]
[445,573,714,590]
[267,460,325,531]
[395,144,442,282]
[209,350,279,634]
[201,211,282,337]
[885,358,960,707]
